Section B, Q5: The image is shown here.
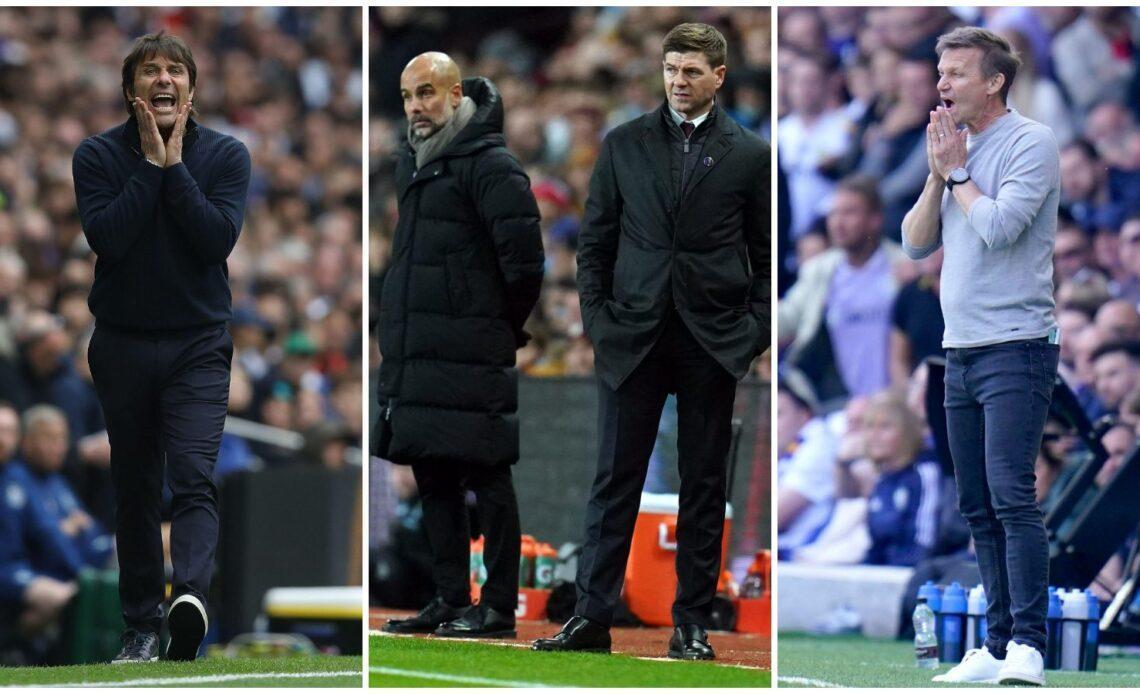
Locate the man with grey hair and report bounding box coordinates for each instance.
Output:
[901,26,1060,685]
[377,51,543,639]
[0,405,112,658]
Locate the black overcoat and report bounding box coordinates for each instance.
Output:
[376,77,544,467]
[577,102,771,388]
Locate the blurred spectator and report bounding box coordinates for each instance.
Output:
[1060,139,1122,234]
[779,176,909,406]
[890,249,945,388]
[1095,299,1140,341]
[1119,215,1140,304]
[1052,219,1097,284]
[1091,340,1140,414]
[1094,422,1135,488]
[847,392,940,567]
[778,52,851,239]
[999,28,1075,146]
[855,54,941,238]
[1051,8,1139,122]
[776,370,837,559]
[0,406,112,658]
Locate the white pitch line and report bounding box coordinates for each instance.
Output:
[372,665,554,688]
[778,675,846,688]
[10,670,360,688]
[373,633,766,670]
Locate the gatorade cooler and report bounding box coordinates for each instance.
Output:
[624,492,732,627]
[517,587,551,621]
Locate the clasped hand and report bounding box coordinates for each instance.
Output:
[133,97,191,168]
[926,105,967,181]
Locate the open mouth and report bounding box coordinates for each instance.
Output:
[942,98,955,110]
[150,94,176,113]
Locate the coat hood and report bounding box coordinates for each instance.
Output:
[446,76,506,156]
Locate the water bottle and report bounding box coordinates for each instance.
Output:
[1083,589,1099,672]
[1060,589,1086,671]
[741,572,764,598]
[1045,587,1062,670]
[940,582,967,664]
[917,581,944,659]
[966,584,986,651]
[914,598,939,669]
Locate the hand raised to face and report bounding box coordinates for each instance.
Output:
[927,106,967,181]
[164,101,191,168]
[134,97,166,167]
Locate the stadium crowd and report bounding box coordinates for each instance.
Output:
[777,7,1140,601]
[0,7,362,661]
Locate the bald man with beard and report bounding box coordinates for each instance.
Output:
[376,53,544,638]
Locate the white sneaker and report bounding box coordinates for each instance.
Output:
[997,641,1045,686]
[931,647,1003,683]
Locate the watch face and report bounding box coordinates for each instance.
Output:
[950,168,969,184]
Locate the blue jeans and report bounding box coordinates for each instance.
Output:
[944,338,1058,657]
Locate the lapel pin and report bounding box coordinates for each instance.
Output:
[703,156,714,167]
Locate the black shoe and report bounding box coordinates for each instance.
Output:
[668,624,715,660]
[111,629,159,664]
[434,603,517,639]
[166,594,208,661]
[532,615,611,653]
[382,596,468,634]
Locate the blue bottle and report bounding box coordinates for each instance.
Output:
[917,581,943,659]
[1083,590,1099,671]
[1045,587,1062,670]
[940,582,967,664]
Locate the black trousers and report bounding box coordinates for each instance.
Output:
[575,312,737,627]
[88,324,232,633]
[411,462,521,614]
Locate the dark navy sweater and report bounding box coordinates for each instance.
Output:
[73,116,251,330]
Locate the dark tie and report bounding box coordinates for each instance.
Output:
[681,121,695,139]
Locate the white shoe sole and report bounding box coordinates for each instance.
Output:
[932,674,998,684]
[166,594,208,661]
[998,671,1044,686]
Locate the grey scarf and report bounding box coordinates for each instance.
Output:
[408,96,477,169]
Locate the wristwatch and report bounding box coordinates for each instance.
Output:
[946,167,970,191]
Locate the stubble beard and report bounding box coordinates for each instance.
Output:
[408,102,456,146]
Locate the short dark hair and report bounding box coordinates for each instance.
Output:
[663,23,728,70]
[1092,340,1140,365]
[935,26,1020,104]
[121,31,197,116]
[834,175,883,214]
[1062,138,1099,163]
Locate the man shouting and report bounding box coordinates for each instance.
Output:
[377,53,544,638]
[73,31,250,663]
[533,23,770,660]
[902,27,1060,686]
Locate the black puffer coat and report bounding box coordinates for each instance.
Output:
[376,77,544,467]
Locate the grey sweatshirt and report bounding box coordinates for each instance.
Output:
[903,109,1059,348]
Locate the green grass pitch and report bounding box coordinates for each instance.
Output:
[0,654,361,687]
[778,633,1140,688]
[370,633,770,688]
